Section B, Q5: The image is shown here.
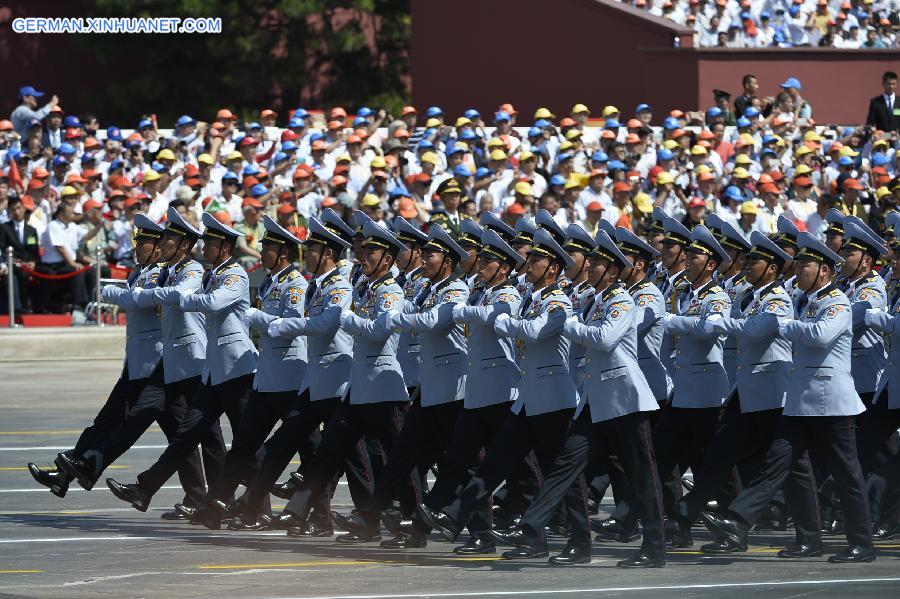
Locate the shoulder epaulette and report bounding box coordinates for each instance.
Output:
[828,289,842,298]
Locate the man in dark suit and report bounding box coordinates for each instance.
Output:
[0,196,41,311]
[866,71,899,133]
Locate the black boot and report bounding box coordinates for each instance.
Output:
[56,453,95,491]
[27,463,70,498]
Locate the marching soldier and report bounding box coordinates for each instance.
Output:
[667,231,794,551]
[562,223,597,390]
[393,217,430,396]
[702,232,875,563]
[458,218,485,303]
[492,230,665,568]
[107,212,259,512]
[417,229,578,546]
[479,212,516,246]
[511,217,537,298]
[646,207,669,288]
[321,207,356,278]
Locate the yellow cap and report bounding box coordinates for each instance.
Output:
[197,153,214,165]
[794,145,813,157]
[794,164,812,175]
[690,145,707,156]
[571,103,590,115]
[802,131,822,143]
[565,129,583,140]
[602,105,620,117]
[490,149,509,162]
[336,153,352,163]
[425,117,442,128]
[739,133,755,145]
[559,140,575,153]
[420,152,438,165]
[732,167,751,179]
[157,148,176,161]
[876,186,891,200]
[534,107,556,120]
[486,137,506,148]
[740,201,759,215]
[361,193,381,207]
[634,192,653,214]
[695,164,712,174]
[143,170,161,182]
[518,150,536,162]
[454,116,472,128]
[656,171,675,185]
[226,150,243,161]
[370,156,387,169]
[60,185,78,197]
[515,181,533,195]
[564,175,582,191]
[734,154,752,164]
[839,146,859,158]
[662,139,678,151]
[872,139,889,149]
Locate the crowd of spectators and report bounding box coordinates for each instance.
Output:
[619,0,899,48]
[0,70,898,317]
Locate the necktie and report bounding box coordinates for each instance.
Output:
[304,279,318,311]
[581,296,595,320]
[519,294,534,317]
[17,222,23,244]
[740,291,754,312]
[795,295,808,318]
[259,274,273,298]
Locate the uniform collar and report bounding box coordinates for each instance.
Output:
[752,279,778,302]
[315,267,339,286]
[627,276,650,294]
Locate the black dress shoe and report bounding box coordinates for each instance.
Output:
[699,512,749,547]
[380,511,417,538]
[700,538,748,553]
[665,517,693,548]
[873,523,899,540]
[56,453,94,491]
[500,543,549,559]
[591,518,639,542]
[586,497,600,515]
[286,518,334,537]
[617,550,665,568]
[173,503,197,520]
[380,534,427,549]
[821,519,844,535]
[335,531,381,543]
[488,527,530,548]
[161,508,189,520]
[189,505,222,530]
[777,542,823,558]
[331,510,354,532]
[827,545,876,563]
[453,536,496,554]
[228,514,272,531]
[756,502,789,531]
[272,512,305,530]
[270,480,297,500]
[347,511,377,535]
[289,471,305,487]
[416,503,459,542]
[106,478,150,512]
[27,463,69,498]
[549,543,591,566]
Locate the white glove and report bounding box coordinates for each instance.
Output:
[565,315,579,326]
[267,318,282,338]
[864,308,881,326]
[100,284,120,302]
[133,286,143,293]
[778,321,790,337]
[494,313,511,326]
[662,313,675,323]
[339,310,355,329]
[243,307,259,328]
[452,303,467,322]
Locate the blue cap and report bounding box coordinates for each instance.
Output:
[744,107,760,118]
[591,230,631,268]
[201,211,243,241]
[550,174,566,186]
[779,77,802,90]
[844,216,888,257]
[417,140,434,151]
[51,155,68,167]
[261,214,302,245]
[663,116,680,130]
[871,153,888,167]
[663,216,692,245]
[132,213,165,238]
[494,111,511,123]
[221,171,239,183]
[736,116,752,128]
[748,230,792,264]
[464,109,481,120]
[529,228,574,268]
[459,129,477,141]
[357,107,374,118]
[616,226,660,259]
[762,134,777,145]
[80,152,97,164]
[762,148,777,157]
[392,216,428,247]
[534,118,552,129]
[479,211,516,242]
[795,231,842,267]
[106,126,122,142]
[457,218,484,250]
[151,162,166,173]
[774,27,788,42]
[724,185,744,202]
[288,118,306,128]
[165,207,202,239]
[446,144,466,157]
[635,103,653,114]
[246,122,261,131]
[535,209,567,244]
[453,165,472,178]
[19,86,44,98]
[591,150,609,163]
[557,152,574,162]
[728,23,741,30]
[479,228,524,267]
[309,132,326,142]
[475,166,492,180]
[250,184,269,198]
[362,220,407,254]
[760,10,770,19]
[527,126,543,138]
[739,11,752,20]
[293,108,310,119]
[389,186,411,199]
[57,142,76,155]
[838,156,854,167]
[607,160,626,171]
[604,118,621,130]
[63,115,80,128]
[707,107,723,118]
[175,115,195,127]
[352,116,367,128]
[281,140,297,152]
[242,164,261,176]
[563,223,597,254]
[320,208,355,243]
[657,148,674,161]
[687,224,731,264]
[425,106,443,118]
[138,119,153,130]
[306,216,351,250]
[273,152,289,163]
[109,159,123,172]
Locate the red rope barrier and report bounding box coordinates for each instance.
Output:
[19,264,93,280]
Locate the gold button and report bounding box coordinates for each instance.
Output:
[522,370,527,374]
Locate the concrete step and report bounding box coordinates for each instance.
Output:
[0,326,125,362]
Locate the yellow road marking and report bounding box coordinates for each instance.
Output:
[0,569,43,574]
[0,465,129,471]
[200,560,371,569]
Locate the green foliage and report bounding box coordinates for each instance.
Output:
[71,0,410,126]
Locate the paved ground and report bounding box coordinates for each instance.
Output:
[0,359,898,599]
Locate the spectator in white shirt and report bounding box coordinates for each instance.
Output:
[37,203,93,312]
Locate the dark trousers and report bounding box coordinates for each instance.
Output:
[0,267,22,311]
[520,408,665,556]
[138,374,254,497]
[728,416,873,548]
[857,390,900,526]
[35,262,88,310]
[283,397,406,520]
[363,399,462,516]
[672,396,782,523]
[441,407,574,533]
